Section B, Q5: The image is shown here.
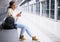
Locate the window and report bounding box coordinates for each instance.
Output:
[42,0,55,18]
[31,4,33,13]
[36,2,40,15]
[36,0,39,2]
[50,0,55,19]
[29,5,31,13]
[42,0,49,17]
[28,2,40,15]
[57,0,60,20]
[33,3,36,14]
[46,0,49,17]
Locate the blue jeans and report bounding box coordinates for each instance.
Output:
[16,23,32,37]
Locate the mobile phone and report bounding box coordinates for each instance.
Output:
[20,12,22,14]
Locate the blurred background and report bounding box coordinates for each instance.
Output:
[0,0,60,42]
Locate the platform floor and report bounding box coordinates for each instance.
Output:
[16,12,52,42]
[19,40,40,42]
[0,12,60,42]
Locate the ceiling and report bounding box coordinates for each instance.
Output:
[0,0,31,8]
[0,0,31,13]
[0,0,23,7]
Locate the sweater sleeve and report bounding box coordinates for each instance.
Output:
[7,8,17,21]
[7,9,13,16]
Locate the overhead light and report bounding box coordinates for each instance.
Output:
[40,0,45,1]
[20,0,31,6]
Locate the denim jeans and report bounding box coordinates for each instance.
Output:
[16,23,32,37]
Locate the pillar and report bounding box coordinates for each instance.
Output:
[54,0,58,21]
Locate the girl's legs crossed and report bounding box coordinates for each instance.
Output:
[16,23,38,40]
[16,24,32,37]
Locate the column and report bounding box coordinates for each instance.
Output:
[40,2,43,16]
[54,0,58,21]
[27,2,29,12]
[49,0,51,18]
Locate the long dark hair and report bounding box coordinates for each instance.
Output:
[8,1,15,9]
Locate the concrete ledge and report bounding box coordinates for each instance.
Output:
[0,29,19,42]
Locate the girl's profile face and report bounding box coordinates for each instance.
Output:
[11,3,16,10]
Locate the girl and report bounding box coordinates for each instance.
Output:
[7,1,38,41]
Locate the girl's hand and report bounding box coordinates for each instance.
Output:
[20,12,22,14]
[16,12,22,17]
[16,14,21,17]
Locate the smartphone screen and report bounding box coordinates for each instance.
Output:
[20,12,22,14]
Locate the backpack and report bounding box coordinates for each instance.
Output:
[2,16,17,29]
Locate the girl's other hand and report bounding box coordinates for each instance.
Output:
[16,12,22,17]
[16,13,21,17]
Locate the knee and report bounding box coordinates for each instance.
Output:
[22,25,28,30]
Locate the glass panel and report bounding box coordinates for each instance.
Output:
[50,0,55,19]
[31,4,33,13]
[36,0,39,2]
[42,0,49,17]
[43,0,55,19]
[57,0,60,20]
[36,2,40,15]
[33,4,36,14]
[29,5,31,13]
[46,0,49,17]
